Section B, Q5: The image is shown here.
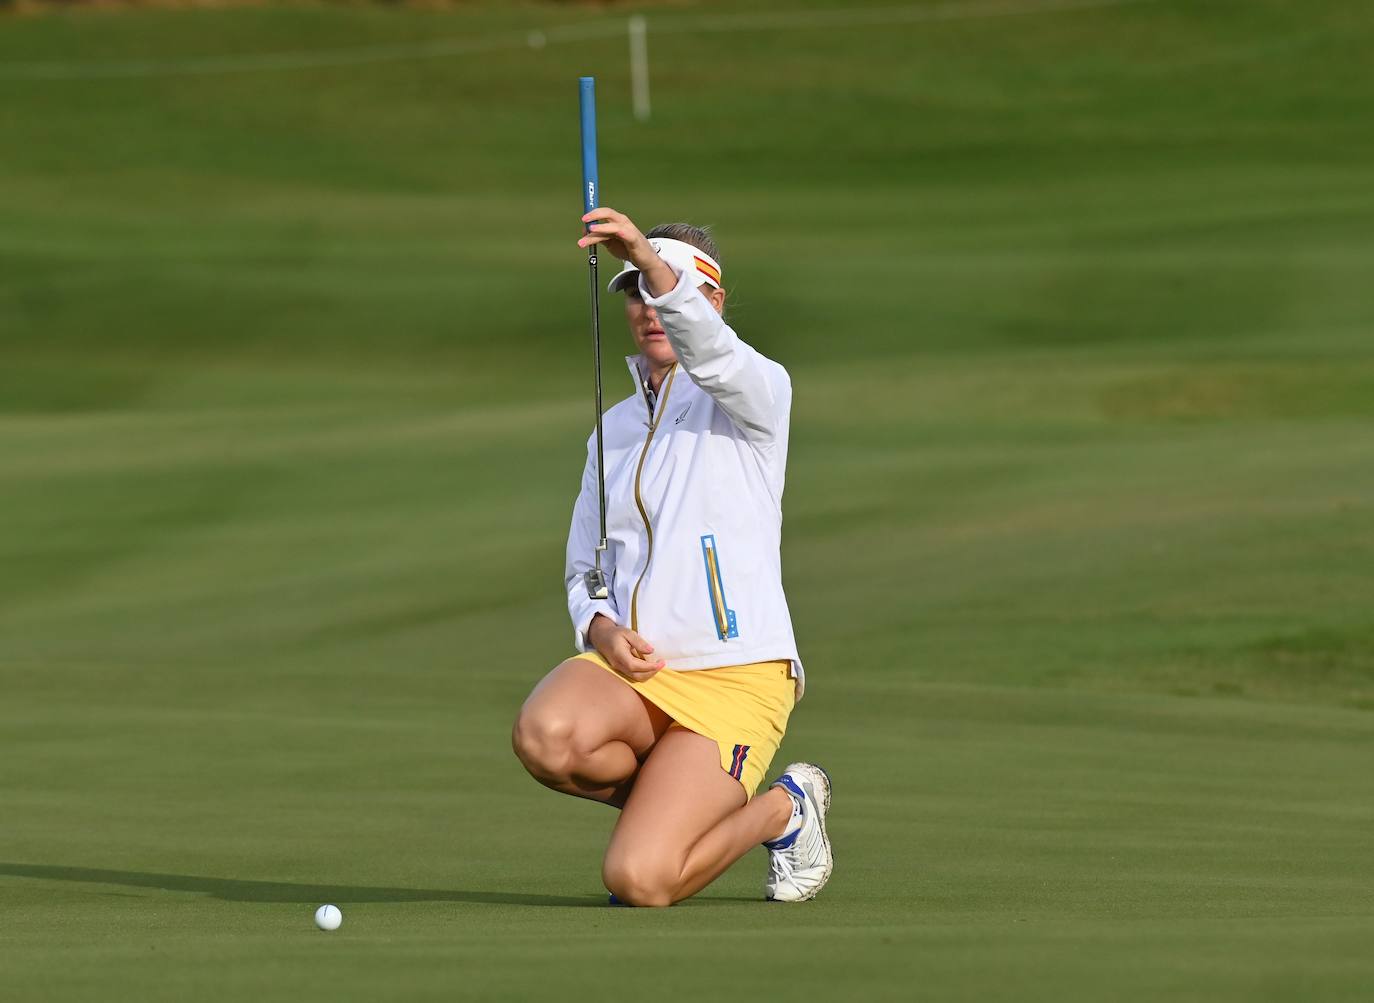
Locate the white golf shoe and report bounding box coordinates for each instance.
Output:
[763,762,833,902]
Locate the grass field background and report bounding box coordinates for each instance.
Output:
[2,0,1372,999]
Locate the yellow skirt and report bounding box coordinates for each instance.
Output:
[572,653,796,798]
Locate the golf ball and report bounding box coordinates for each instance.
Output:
[314,904,342,931]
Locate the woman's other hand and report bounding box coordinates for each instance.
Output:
[588,613,666,682]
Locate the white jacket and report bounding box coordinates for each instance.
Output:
[565,263,804,698]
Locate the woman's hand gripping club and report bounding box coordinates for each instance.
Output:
[579,207,677,298]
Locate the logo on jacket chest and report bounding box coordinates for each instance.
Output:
[673,401,693,425]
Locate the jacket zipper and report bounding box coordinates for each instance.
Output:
[629,363,679,633]
[703,537,730,639]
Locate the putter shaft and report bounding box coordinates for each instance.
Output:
[584,246,610,600]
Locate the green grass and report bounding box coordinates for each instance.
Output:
[2,0,1372,999]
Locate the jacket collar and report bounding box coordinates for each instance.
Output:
[625,355,679,419]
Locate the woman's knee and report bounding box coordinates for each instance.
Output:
[511,705,578,781]
[602,850,677,908]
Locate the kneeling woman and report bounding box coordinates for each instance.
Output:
[512,208,832,906]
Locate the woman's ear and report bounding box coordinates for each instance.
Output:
[705,286,727,315]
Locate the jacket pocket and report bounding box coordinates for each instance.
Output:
[699,534,739,640]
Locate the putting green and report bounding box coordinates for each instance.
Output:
[2,1,1371,999]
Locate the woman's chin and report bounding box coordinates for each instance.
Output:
[639,341,677,365]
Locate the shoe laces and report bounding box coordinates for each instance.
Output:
[767,798,806,890]
[768,841,798,890]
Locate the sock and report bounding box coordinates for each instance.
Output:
[763,784,804,849]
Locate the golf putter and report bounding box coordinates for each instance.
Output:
[580,77,610,600]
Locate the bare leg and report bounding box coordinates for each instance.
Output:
[512,658,671,807]
[601,728,793,906]
[670,785,794,901]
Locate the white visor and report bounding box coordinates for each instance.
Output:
[607,237,722,294]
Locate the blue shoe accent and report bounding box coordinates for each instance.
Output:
[764,827,801,851]
[775,774,806,806]
[608,893,628,907]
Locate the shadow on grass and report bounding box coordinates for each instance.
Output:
[0,862,597,907]
[1,862,759,907]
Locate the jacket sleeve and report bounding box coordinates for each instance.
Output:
[565,435,619,652]
[641,265,791,445]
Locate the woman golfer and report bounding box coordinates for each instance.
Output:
[512,207,832,906]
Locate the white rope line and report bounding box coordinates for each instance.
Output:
[0,30,530,80]
[0,20,633,80]
[659,0,1152,35]
[0,0,1152,81]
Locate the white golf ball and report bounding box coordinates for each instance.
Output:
[314,904,342,931]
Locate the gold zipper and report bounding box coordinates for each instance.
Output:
[704,542,729,639]
[629,363,679,633]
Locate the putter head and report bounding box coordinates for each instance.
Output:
[583,568,609,600]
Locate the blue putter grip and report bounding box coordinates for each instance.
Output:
[579,77,599,226]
